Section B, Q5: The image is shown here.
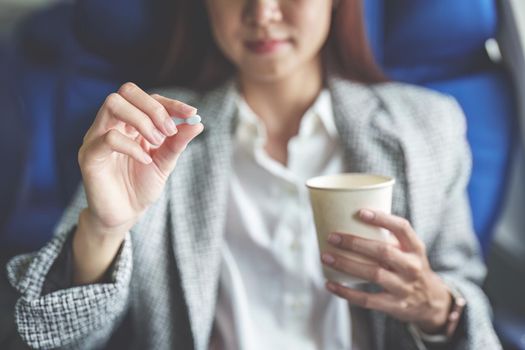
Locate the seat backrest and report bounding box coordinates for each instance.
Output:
[1,0,171,254]
[0,45,28,235]
[0,4,72,253]
[2,0,517,257]
[364,0,518,256]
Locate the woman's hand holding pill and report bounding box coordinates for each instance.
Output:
[78,82,203,238]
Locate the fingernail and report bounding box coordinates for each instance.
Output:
[360,209,375,220]
[321,253,335,265]
[152,129,165,145]
[142,153,153,164]
[164,118,178,136]
[327,233,341,245]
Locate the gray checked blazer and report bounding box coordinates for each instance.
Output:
[6,75,502,349]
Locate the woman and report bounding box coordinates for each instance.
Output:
[7,0,501,349]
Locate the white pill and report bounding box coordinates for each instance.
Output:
[171,114,202,126]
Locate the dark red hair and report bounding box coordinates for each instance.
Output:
[158,0,387,91]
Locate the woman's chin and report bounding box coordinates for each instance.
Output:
[240,63,298,84]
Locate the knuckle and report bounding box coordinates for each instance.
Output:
[118,82,137,96]
[398,284,411,298]
[152,104,168,121]
[406,260,423,279]
[130,114,153,133]
[399,218,412,231]
[370,267,383,283]
[145,123,159,137]
[105,93,121,114]
[405,284,415,296]
[343,235,354,250]
[379,244,392,261]
[131,144,142,158]
[104,129,119,145]
[398,300,409,310]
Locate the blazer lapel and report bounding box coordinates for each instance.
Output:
[329,75,409,222]
[168,81,237,350]
[329,76,410,350]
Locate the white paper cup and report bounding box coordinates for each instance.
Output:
[306,173,395,287]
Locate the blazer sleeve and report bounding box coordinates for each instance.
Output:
[424,97,501,349]
[5,185,133,349]
[384,95,502,350]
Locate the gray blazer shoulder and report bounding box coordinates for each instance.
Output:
[372,81,467,140]
[373,80,472,177]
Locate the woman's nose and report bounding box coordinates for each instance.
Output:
[244,0,283,27]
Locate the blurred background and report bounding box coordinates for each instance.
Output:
[0,0,64,39]
[0,0,524,349]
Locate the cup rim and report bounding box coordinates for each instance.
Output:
[305,173,395,191]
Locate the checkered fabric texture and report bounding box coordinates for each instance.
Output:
[6,75,502,350]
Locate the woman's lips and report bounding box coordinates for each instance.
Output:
[244,39,289,54]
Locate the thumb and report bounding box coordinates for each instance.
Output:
[150,123,204,177]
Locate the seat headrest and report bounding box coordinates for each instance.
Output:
[383,0,497,66]
[74,0,175,63]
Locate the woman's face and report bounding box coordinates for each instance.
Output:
[206,0,334,83]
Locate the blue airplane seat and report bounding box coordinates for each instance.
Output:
[364,0,517,257]
[0,45,28,240]
[0,6,66,254]
[364,1,522,348]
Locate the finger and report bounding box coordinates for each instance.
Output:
[151,94,197,118]
[150,122,204,178]
[82,129,153,166]
[103,92,167,147]
[327,233,421,277]
[321,252,410,295]
[124,124,140,139]
[359,209,423,252]
[326,282,404,316]
[118,82,178,137]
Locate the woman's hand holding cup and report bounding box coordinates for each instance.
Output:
[322,209,452,334]
[307,173,452,334]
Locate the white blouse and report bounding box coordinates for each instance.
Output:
[211,89,366,350]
